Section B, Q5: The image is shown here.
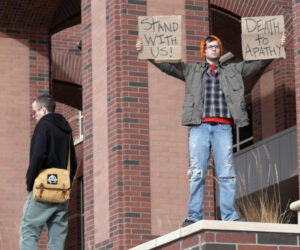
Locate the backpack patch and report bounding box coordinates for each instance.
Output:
[47,174,58,185]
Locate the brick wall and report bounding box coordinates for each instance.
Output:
[0,23,83,249]
[147,0,189,235]
[105,0,152,248]
[51,23,83,249]
[81,0,95,248]
[131,221,300,250]
[51,24,82,85]
[0,36,30,250]
[0,28,49,249]
[51,25,82,56]
[156,231,300,250]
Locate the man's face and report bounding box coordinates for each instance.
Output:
[31,101,47,122]
[205,40,221,61]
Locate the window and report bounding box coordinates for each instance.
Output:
[79,110,83,139]
[233,95,253,152]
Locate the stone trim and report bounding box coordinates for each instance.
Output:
[130,220,300,250]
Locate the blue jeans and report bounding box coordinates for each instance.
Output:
[19,191,68,250]
[187,123,239,221]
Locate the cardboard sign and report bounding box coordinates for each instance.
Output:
[138,15,181,62]
[241,15,285,60]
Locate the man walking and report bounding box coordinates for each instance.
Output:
[20,94,77,249]
[136,34,286,226]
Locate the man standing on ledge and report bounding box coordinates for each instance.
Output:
[136,34,286,227]
[19,94,77,249]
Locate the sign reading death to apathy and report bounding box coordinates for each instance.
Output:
[138,15,181,62]
[241,15,286,60]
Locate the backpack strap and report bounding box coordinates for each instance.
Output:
[67,134,71,172]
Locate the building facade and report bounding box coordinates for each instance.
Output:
[0,0,299,249]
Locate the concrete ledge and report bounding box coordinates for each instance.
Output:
[129,220,300,250]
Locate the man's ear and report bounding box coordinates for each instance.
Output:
[41,106,48,115]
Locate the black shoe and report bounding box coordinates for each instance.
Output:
[181,219,195,227]
[234,217,246,222]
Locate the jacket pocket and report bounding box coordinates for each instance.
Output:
[225,72,242,91]
[182,101,194,123]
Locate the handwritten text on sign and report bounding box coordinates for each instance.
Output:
[138,16,181,61]
[241,15,285,60]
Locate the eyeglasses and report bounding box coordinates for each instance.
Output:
[206,45,220,50]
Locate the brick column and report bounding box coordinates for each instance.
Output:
[81,0,95,247]
[292,1,300,201]
[106,0,153,248]
[185,0,215,219]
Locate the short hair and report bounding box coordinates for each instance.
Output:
[205,36,218,47]
[33,94,56,113]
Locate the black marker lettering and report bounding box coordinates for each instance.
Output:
[268,46,276,56]
[150,47,159,58]
[158,22,164,32]
[276,44,281,56]
[157,34,166,45]
[164,22,171,32]
[259,47,266,56]
[144,34,156,46]
[160,47,168,56]
[172,22,179,32]
[245,44,253,57]
[141,18,152,31]
[253,47,260,57]
[171,36,177,45]
[245,18,257,33]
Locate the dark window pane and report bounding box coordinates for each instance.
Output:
[233,101,253,152]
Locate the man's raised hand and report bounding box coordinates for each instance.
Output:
[281,33,286,47]
[136,39,143,52]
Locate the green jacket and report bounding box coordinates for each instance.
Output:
[150,59,271,127]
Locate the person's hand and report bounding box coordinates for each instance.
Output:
[280,33,286,47]
[136,39,143,52]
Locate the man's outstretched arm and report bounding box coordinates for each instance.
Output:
[136,39,186,81]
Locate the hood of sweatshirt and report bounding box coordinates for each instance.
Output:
[40,113,72,133]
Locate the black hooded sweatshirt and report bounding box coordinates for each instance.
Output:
[26,113,77,192]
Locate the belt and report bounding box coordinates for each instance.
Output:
[204,122,219,125]
[203,121,229,126]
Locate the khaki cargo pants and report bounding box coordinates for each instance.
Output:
[19,191,68,250]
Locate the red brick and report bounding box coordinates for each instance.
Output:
[216,232,256,244]
[201,232,215,242]
[182,234,200,248]
[160,241,181,250]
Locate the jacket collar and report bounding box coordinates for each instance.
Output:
[204,61,223,69]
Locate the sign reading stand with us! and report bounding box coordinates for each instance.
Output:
[241,15,286,61]
[138,15,182,62]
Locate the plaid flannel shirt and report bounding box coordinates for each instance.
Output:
[202,67,232,119]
